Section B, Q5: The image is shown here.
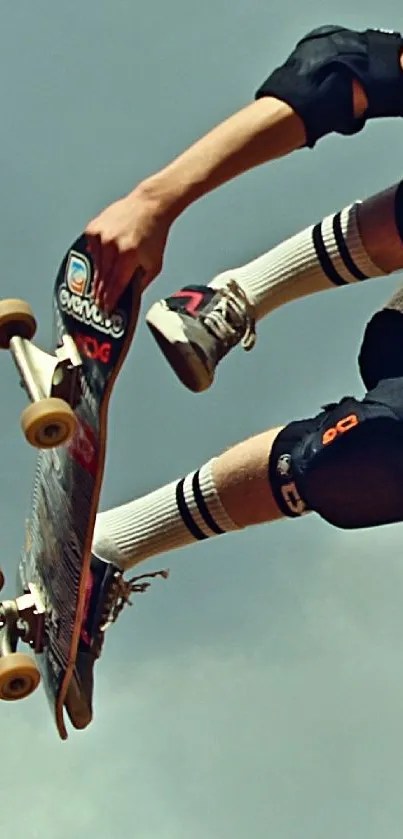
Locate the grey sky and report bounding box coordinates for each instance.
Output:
[1,0,403,837]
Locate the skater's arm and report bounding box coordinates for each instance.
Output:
[144,81,369,219]
[88,22,403,310]
[87,82,366,311]
[143,98,308,219]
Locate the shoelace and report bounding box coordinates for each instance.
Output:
[92,569,169,656]
[200,280,256,356]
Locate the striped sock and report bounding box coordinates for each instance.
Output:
[209,202,383,320]
[92,459,238,571]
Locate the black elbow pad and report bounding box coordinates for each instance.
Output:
[255,25,403,147]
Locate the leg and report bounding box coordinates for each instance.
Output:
[93,366,403,572]
[146,181,403,392]
[77,375,403,719]
[73,420,301,721]
[209,182,403,317]
[92,414,326,571]
[212,428,284,527]
[92,425,289,571]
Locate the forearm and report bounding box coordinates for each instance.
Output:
[145,98,306,218]
[129,23,386,225]
[138,76,368,223]
[87,23,403,310]
[138,23,403,223]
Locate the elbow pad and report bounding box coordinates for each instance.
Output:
[255,25,403,147]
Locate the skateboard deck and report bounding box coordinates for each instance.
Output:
[1,236,141,739]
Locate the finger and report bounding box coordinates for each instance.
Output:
[102,271,126,312]
[95,278,104,309]
[102,252,136,312]
[86,233,102,300]
[96,241,118,309]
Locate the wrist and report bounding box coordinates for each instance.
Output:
[133,170,191,224]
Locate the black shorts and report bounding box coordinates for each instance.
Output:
[269,377,403,529]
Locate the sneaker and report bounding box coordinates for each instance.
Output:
[65,555,168,730]
[64,554,123,729]
[145,280,256,392]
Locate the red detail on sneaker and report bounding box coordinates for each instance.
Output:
[172,290,205,316]
[80,571,94,644]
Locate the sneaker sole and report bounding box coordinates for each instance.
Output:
[65,671,92,729]
[146,302,213,393]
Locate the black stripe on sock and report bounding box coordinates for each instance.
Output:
[176,478,208,540]
[332,211,367,281]
[192,470,225,535]
[312,222,348,287]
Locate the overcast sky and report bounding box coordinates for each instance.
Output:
[1,1,403,837]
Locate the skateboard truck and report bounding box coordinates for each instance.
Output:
[11,332,81,404]
[0,298,82,449]
[0,580,45,702]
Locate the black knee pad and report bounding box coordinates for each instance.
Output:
[255,25,403,147]
[358,219,403,389]
[269,418,313,518]
[292,387,403,528]
[358,307,403,390]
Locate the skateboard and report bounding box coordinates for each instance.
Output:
[0,236,166,739]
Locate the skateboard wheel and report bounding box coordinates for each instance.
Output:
[21,398,77,449]
[0,652,40,701]
[0,569,4,592]
[0,299,36,349]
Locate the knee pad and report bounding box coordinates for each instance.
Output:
[255,25,403,147]
[358,276,403,391]
[292,392,403,528]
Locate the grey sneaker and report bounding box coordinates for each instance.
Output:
[65,555,168,730]
[145,280,256,392]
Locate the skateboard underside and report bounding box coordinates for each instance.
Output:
[18,238,140,739]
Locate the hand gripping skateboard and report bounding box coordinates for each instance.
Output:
[0,236,167,739]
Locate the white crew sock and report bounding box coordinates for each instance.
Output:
[92,459,238,570]
[209,202,383,319]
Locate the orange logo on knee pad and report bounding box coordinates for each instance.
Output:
[322,414,359,446]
